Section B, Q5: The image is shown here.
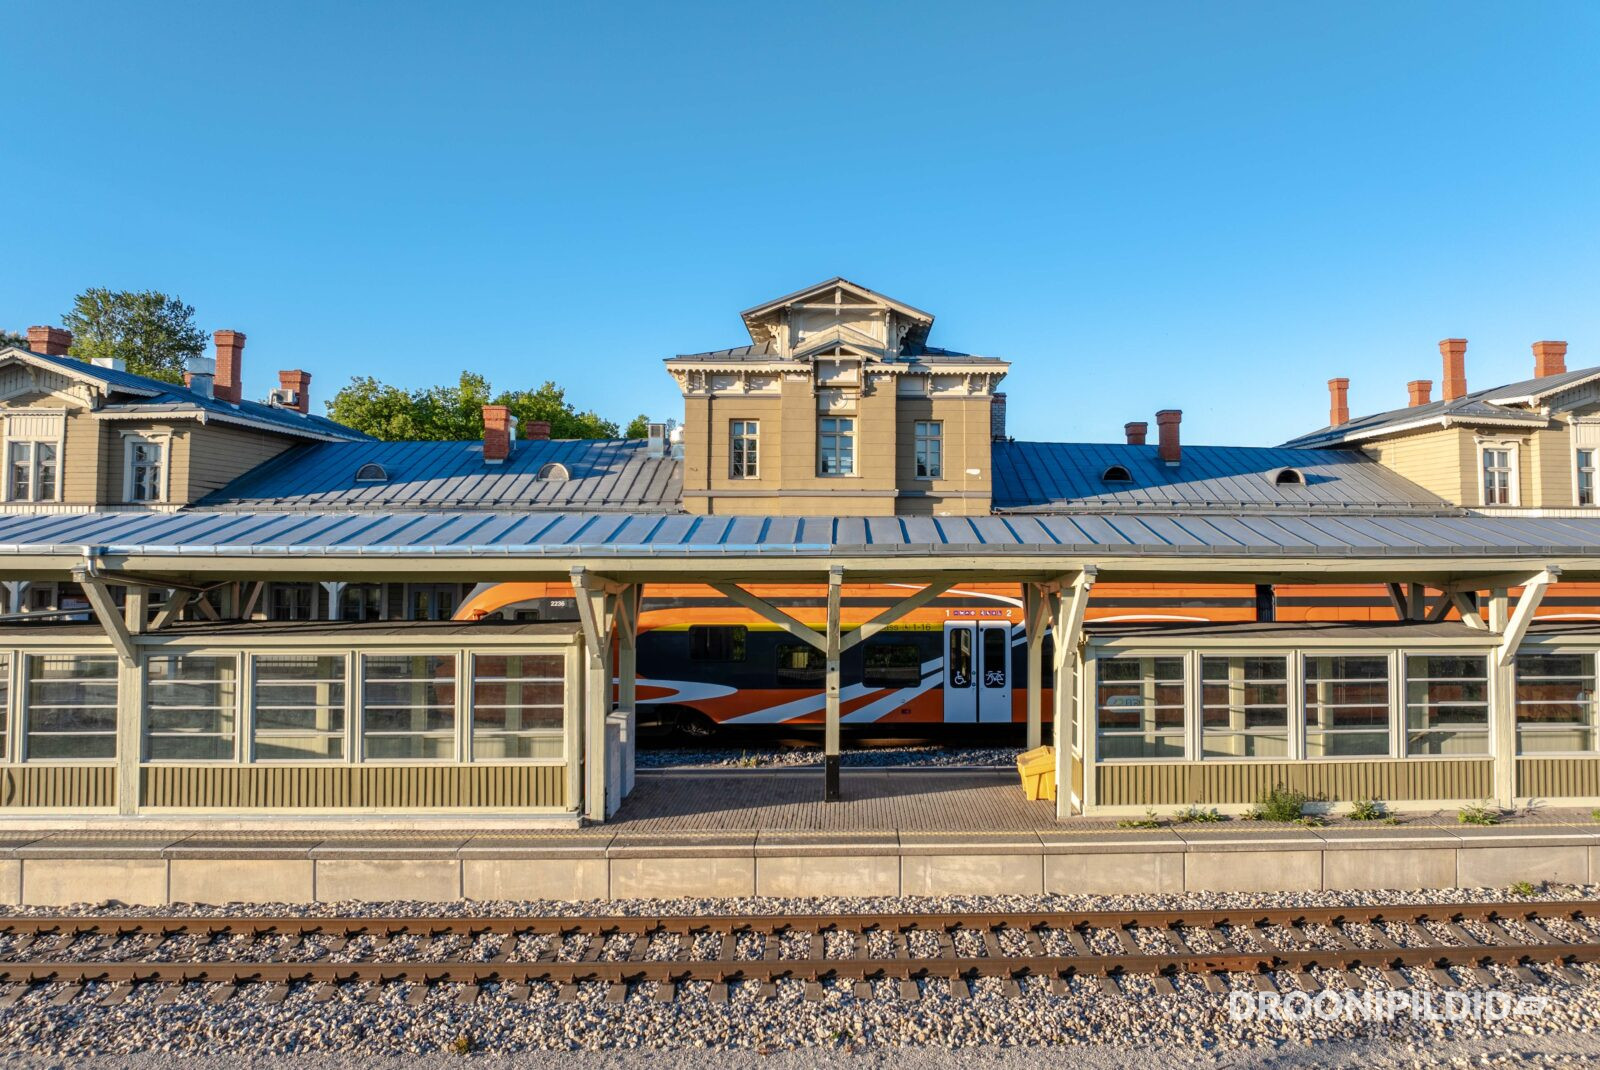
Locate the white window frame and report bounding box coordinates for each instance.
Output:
[1300,650,1398,761]
[142,649,242,764]
[1400,651,1491,759]
[1477,440,1519,507]
[817,417,856,477]
[1512,646,1598,757]
[121,432,170,504]
[913,420,943,480]
[356,649,461,764]
[729,419,759,479]
[20,649,120,765]
[246,650,352,763]
[1576,445,1598,507]
[5,440,61,503]
[467,650,568,765]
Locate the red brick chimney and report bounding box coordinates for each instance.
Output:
[26,326,72,356]
[1439,338,1468,401]
[1328,378,1350,427]
[276,370,312,414]
[1156,409,1182,466]
[523,420,551,441]
[1124,421,1148,446]
[1533,340,1568,379]
[483,404,515,462]
[990,393,1007,441]
[1407,379,1433,407]
[213,330,245,404]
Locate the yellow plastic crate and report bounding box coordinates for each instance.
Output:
[1016,745,1056,802]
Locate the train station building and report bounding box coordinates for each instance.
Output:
[2,280,1600,837]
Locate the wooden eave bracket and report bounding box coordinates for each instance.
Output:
[1495,566,1562,666]
[71,562,137,667]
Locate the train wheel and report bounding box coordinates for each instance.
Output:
[674,710,719,740]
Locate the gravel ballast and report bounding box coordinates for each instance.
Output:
[0,886,1597,1060]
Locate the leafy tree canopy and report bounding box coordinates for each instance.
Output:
[61,288,207,384]
[0,330,25,350]
[327,372,647,442]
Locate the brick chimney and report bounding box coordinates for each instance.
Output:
[26,326,72,356]
[990,393,1007,441]
[1156,409,1182,466]
[1407,379,1433,407]
[1124,421,1148,446]
[213,330,245,404]
[1328,378,1350,427]
[276,370,312,414]
[1439,338,1468,401]
[523,420,551,441]
[1533,340,1568,379]
[483,404,515,463]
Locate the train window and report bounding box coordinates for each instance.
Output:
[689,625,747,662]
[982,628,1008,687]
[863,643,922,688]
[947,628,973,688]
[775,643,824,686]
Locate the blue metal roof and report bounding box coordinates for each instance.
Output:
[992,441,1448,513]
[200,438,681,511]
[3,509,1600,559]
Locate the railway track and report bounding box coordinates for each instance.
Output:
[0,902,1594,1005]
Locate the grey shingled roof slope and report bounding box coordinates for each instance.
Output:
[1281,365,1600,449]
[199,438,682,511]
[4,347,369,442]
[991,441,1451,514]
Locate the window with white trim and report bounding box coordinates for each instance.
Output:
[145,654,237,761]
[1404,654,1489,756]
[360,653,456,760]
[1515,651,1597,754]
[729,420,758,479]
[1095,656,1185,760]
[252,654,346,760]
[24,654,117,760]
[1481,447,1514,506]
[7,441,57,502]
[913,421,943,478]
[1303,655,1390,757]
[1578,449,1596,507]
[470,653,565,760]
[1200,655,1289,758]
[124,438,165,503]
[818,417,855,476]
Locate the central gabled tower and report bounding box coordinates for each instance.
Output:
[665,278,1008,516]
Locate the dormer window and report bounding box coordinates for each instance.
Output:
[1481,446,1517,506]
[1101,465,1132,483]
[536,462,570,482]
[353,463,388,484]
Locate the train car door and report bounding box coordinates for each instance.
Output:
[977,621,1013,722]
[942,621,977,722]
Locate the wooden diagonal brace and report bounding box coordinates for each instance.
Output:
[709,582,826,652]
[839,580,954,653]
[1496,567,1561,666]
[71,567,137,667]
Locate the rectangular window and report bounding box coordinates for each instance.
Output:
[863,642,922,689]
[775,643,824,687]
[818,417,855,476]
[982,627,1007,688]
[1303,655,1390,757]
[689,625,746,662]
[947,627,972,689]
[25,654,117,760]
[7,441,57,503]
[1516,651,1597,754]
[1095,656,1185,760]
[1200,656,1289,758]
[252,654,346,760]
[145,654,237,761]
[361,654,456,760]
[0,654,10,760]
[914,421,943,479]
[1579,449,1596,507]
[471,653,565,760]
[268,584,315,621]
[126,439,164,502]
[1482,447,1513,506]
[1404,654,1489,756]
[342,584,384,622]
[730,420,759,479]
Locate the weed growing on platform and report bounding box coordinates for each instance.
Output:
[1173,805,1224,823]
[1348,798,1387,821]
[1509,880,1539,896]
[1458,802,1500,826]
[1247,783,1308,822]
[1592,807,1600,822]
[1117,809,1162,829]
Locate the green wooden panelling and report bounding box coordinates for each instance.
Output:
[0,766,115,809]
[1517,758,1600,798]
[140,764,567,810]
[1096,759,1492,806]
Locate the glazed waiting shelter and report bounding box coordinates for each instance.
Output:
[0,509,1598,823]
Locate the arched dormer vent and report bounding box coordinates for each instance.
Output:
[354,462,389,483]
[1268,466,1306,486]
[537,462,570,482]
[1101,464,1133,483]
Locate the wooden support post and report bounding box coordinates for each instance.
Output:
[1024,583,1048,751]
[124,587,148,635]
[1049,567,1097,818]
[1495,568,1558,667]
[615,583,642,800]
[1488,588,1510,633]
[571,567,616,822]
[824,566,843,802]
[320,581,347,622]
[1407,582,1427,621]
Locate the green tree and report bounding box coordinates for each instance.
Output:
[327,372,629,442]
[623,414,651,438]
[60,288,207,383]
[0,330,25,350]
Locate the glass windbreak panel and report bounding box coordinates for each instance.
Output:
[689,625,746,662]
[472,653,565,760]
[1200,655,1289,759]
[1095,656,1185,760]
[774,643,824,687]
[1303,655,1390,757]
[361,654,456,760]
[25,654,118,760]
[863,643,922,689]
[252,654,346,761]
[0,654,10,758]
[1405,654,1489,756]
[1516,651,1598,754]
[145,655,237,761]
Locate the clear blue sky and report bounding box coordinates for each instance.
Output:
[3,1,1597,446]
